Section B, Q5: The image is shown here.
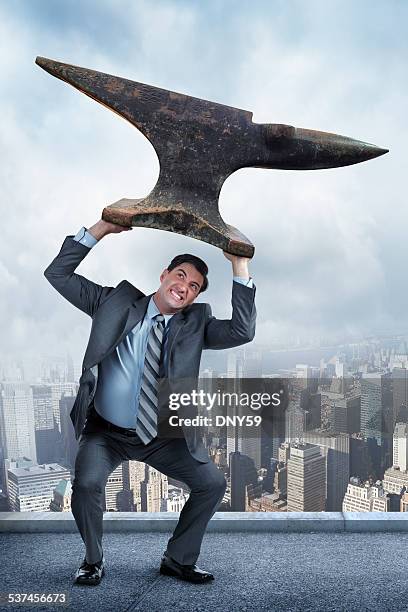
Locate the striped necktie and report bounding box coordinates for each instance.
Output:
[136,314,165,444]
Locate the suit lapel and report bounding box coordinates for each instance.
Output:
[166,311,186,368]
[85,294,152,369]
[118,293,153,346]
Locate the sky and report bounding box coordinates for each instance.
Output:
[1,0,407,366]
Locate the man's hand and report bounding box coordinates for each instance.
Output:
[87,219,132,240]
[223,251,251,279]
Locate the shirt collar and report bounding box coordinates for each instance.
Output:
[147,296,174,326]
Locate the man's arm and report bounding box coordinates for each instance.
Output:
[203,252,256,350]
[44,219,131,318]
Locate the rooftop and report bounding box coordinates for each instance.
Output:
[8,463,69,477]
[1,512,408,611]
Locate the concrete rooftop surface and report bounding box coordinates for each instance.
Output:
[1,513,408,612]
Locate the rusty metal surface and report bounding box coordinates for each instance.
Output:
[36,56,388,256]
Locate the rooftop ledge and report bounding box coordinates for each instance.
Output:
[2,511,408,533]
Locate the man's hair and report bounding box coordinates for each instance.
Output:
[167,254,209,293]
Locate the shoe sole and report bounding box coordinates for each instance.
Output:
[74,567,105,586]
[160,565,214,583]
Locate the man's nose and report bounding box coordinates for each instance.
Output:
[176,283,187,294]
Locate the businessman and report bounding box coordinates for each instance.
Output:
[44,218,256,585]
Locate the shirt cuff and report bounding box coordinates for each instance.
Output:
[233,276,253,288]
[73,227,98,248]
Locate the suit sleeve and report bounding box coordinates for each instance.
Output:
[44,235,115,318]
[203,280,256,350]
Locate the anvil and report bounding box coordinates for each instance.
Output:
[36,56,388,257]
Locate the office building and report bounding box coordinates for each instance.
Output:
[8,463,71,512]
[141,467,168,512]
[303,431,349,511]
[246,489,287,512]
[382,466,408,495]
[383,422,408,495]
[287,443,326,512]
[285,397,305,444]
[31,384,61,464]
[59,394,78,470]
[230,451,258,511]
[273,461,287,498]
[0,382,37,466]
[301,389,321,431]
[361,372,393,474]
[278,442,290,464]
[161,487,189,512]
[2,457,35,503]
[342,478,390,512]
[392,367,408,424]
[393,422,408,471]
[105,464,123,512]
[361,372,392,444]
[226,380,262,469]
[122,460,146,512]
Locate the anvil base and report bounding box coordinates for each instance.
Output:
[102,198,255,257]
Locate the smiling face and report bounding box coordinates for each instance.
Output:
[153,263,204,314]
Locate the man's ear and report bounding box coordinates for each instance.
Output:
[160,269,169,283]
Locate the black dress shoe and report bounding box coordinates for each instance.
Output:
[160,553,214,583]
[74,556,105,586]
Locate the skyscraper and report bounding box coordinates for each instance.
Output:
[273,461,287,498]
[295,364,312,390]
[0,382,37,465]
[59,394,78,470]
[49,382,77,431]
[361,372,393,474]
[361,373,392,444]
[104,464,123,511]
[303,431,350,511]
[31,384,60,464]
[392,367,408,424]
[287,443,326,512]
[225,377,262,470]
[301,389,321,431]
[122,460,146,511]
[141,467,168,512]
[230,451,258,511]
[285,397,305,444]
[393,422,408,471]
[383,422,408,497]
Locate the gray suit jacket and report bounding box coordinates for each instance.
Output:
[44,236,256,463]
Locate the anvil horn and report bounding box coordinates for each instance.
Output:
[35,56,388,257]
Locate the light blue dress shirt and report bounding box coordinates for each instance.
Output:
[93,294,172,428]
[73,227,253,428]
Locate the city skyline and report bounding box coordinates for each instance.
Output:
[2,334,408,515]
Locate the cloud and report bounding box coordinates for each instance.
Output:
[0,0,406,365]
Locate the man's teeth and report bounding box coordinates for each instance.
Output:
[170,290,182,301]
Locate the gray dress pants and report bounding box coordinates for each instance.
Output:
[71,407,226,566]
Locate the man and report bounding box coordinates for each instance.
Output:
[44,217,256,586]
